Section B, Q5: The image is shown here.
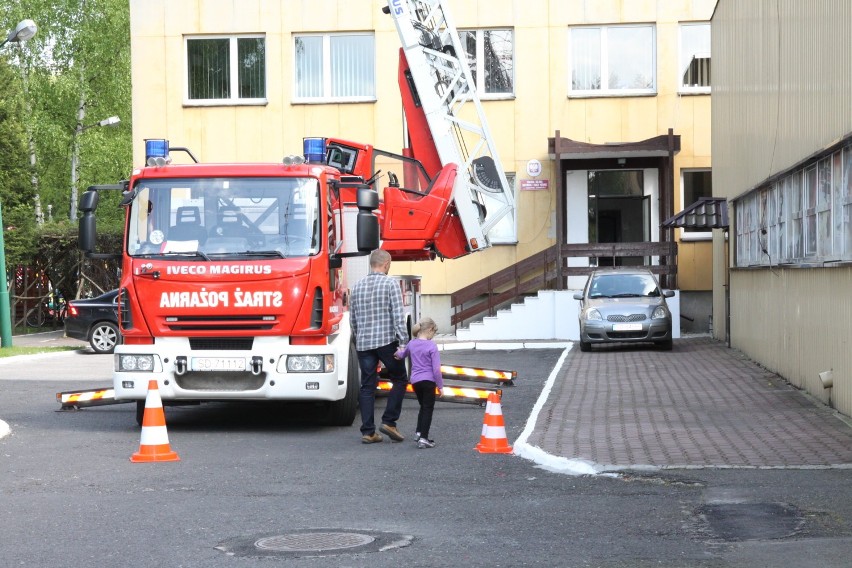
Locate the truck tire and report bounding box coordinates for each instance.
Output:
[326,344,359,426]
[136,400,145,426]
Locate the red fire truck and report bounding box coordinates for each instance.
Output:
[77,0,514,424]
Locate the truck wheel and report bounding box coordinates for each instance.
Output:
[136,400,145,426]
[326,344,359,426]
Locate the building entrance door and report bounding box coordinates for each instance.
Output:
[588,170,651,265]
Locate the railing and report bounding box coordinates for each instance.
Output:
[450,241,677,329]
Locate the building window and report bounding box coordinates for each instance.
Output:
[459,29,514,97]
[569,25,655,96]
[681,170,713,238]
[734,144,852,267]
[837,148,852,257]
[294,33,375,101]
[679,23,710,93]
[485,172,517,244]
[186,36,266,104]
[804,165,817,257]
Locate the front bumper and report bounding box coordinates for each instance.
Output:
[579,319,671,344]
[112,335,350,402]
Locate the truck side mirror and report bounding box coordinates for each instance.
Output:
[357,213,380,252]
[78,190,100,253]
[356,186,379,210]
[356,186,380,252]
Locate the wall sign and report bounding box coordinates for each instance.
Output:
[526,159,542,177]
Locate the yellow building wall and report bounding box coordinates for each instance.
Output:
[129,0,715,295]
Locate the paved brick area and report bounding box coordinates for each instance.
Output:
[528,336,852,470]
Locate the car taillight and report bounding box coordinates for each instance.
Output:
[68,305,78,317]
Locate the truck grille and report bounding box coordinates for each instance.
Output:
[189,337,254,351]
[164,314,275,332]
[175,372,265,391]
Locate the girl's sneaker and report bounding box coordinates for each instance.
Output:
[417,437,436,449]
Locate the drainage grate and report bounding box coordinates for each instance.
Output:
[217,529,413,558]
[255,532,375,552]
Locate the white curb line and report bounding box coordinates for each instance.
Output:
[511,344,604,476]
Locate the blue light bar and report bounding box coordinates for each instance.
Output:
[303,137,326,164]
[145,139,169,161]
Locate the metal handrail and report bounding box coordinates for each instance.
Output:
[450,242,678,329]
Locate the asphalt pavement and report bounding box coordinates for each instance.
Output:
[5,331,852,474]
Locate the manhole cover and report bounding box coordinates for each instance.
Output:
[255,532,375,552]
[698,503,804,542]
[217,529,413,558]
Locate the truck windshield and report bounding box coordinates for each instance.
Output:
[126,177,321,259]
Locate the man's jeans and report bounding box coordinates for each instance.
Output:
[357,342,408,435]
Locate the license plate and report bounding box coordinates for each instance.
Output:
[190,357,246,372]
[612,323,643,332]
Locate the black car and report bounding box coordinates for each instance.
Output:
[64,290,121,354]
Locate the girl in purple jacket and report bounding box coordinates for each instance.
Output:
[396,317,442,448]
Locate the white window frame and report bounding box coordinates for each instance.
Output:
[839,147,852,259]
[734,144,852,268]
[569,24,657,97]
[679,168,713,241]
[678,22,711,94]
[804,165,818,257]
[459,28,515,100]
[293,32,376,104]
[184,35,267,106]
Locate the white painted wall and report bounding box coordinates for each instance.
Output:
[457,290,681,341]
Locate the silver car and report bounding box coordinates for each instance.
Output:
[573,268,675,352]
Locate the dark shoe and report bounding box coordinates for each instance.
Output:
[361,432,383,444]
[379,424,405,442]
[417,438,436,449]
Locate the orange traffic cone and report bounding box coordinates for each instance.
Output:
[475,392,513,454]
[130,380,180,463]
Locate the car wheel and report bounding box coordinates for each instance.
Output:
[89,321,119,354]
[656,339,673,351]
[579,340,591,352]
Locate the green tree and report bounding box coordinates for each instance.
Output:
[0,56,36,269]
[2,0,131,231]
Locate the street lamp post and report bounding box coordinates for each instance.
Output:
[0,19,38,349]
[69,115,120,220]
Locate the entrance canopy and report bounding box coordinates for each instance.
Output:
[662,197,729,230]
[548,133,680,160]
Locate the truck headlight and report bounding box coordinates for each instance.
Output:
[117,354,156,372]
[281,354,335,373]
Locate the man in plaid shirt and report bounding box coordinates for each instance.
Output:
[350,249,409,443]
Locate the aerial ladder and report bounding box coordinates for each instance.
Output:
[383,0,515,255]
